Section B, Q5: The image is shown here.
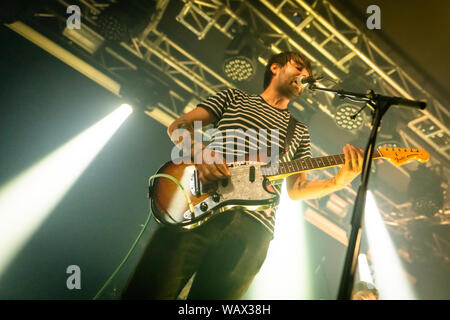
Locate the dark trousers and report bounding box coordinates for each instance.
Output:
[121,209,273,300]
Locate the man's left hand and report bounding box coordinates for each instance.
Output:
[334,144,364,188]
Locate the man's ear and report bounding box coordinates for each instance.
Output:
[270,63,280,77]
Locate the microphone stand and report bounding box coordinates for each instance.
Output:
[307,84,426,300]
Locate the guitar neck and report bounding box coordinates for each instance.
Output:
[264,149,383,180]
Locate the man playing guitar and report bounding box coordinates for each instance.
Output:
[121,51,364,299]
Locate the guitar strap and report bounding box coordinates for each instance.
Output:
[268,114,298,195]
[284,114,298,156]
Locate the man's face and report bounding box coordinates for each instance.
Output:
[272,59,310,99]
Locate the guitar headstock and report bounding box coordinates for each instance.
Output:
[377,147,430,166]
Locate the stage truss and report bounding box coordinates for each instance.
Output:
[5,0,449,269]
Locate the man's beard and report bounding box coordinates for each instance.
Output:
[278,80,302,99]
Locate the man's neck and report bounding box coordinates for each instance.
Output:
[260,86,290,110]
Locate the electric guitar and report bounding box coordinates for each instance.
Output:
[149,148,429,229]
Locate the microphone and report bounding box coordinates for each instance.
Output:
[295,75,322,87]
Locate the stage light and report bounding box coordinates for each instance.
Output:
[0,104,132,278]
[407,165,444,217]
[63,23,104,54]
[96,0,156,41]
[364,191,415,299]
[223,27,258,82]
[223,56,256,82]
[245,182,311,299]
[332,65,376,131]
[334,103,364,131]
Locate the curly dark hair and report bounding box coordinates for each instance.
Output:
[263,51,313,89]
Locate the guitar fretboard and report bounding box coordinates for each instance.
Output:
[263,149,382,178]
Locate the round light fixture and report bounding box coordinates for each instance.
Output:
[335,103,364,131]
[223,56,256,82]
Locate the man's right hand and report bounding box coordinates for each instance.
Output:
[166,106,225,184]
[193,147,231,184]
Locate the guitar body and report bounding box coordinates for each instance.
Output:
[150,159,280,229]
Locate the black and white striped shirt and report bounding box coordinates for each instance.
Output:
[198,88,312,234]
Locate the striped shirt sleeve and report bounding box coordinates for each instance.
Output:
[197,89,233,120]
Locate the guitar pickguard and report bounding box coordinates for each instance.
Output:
[183,162,279,225]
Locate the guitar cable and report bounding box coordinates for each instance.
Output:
[92,173,189,300]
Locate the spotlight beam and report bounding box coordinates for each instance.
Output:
[0,104,132,278]
[245,182,311,299]
[364,191,415,299]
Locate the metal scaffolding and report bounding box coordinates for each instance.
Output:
[258,0,449,161]
[176,0,247,40]
[122,29,234,101]
[5,0,448,257]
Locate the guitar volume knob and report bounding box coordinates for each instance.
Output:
[200,202,208,211]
